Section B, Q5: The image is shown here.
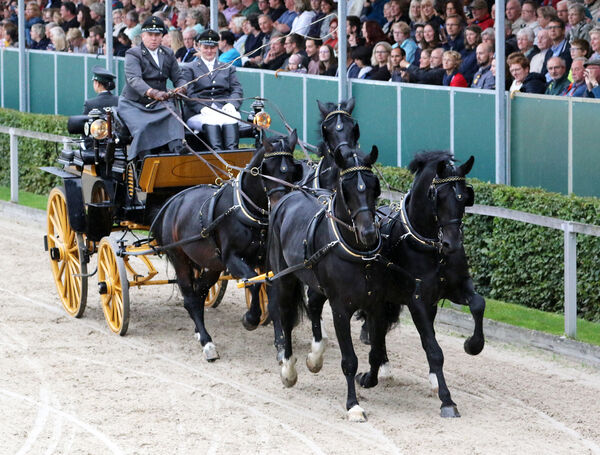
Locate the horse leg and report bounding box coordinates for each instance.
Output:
[275,276,303,387]
[223,254,262,330]
[266,283,285,363]
[305,289,328,374]
[407,299,460,418]
[356,311,387,389]
[463,291,486,356]
[330,304,366,422]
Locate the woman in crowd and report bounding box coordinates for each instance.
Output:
[323,16,338,49]
[362,20,389,51]
[116,30,132,56]
[316,0,334,39]
[30,23,50,50]
[48,26,68,51]
[414,22,425,47]
[318,43,337,76]
[589,28,600,60]
[229,16,247,53]
[352,45,373,78]
[66,28,88,53]
[112,8,127,37]
[367,41,392,80]
[389,46,407,82]
[442,50,468,86]
[459,24,481,84]
[444,0,467,24]
[242,14,263,59]
[223,0,242,22]
[77,4,94,38]
[421,22,441,50]
[409,0,421,35]
[185,8,206,35]
[168,27,184,54]
[420,0,444,30]
[507,52,546,94]
[291,0,315,36]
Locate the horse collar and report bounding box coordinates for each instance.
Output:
[233,173,269,226]
[400,192,442,251]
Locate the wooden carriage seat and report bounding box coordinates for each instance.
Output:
[138,150,254,193]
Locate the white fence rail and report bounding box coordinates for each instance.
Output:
[1,126,597,339]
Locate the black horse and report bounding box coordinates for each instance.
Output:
[368,151,485,417]
[152,131,302,361]
[267,144,414,422]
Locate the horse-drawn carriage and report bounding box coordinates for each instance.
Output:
[42,99,273,336]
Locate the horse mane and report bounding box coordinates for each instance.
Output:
[408,151,454,175]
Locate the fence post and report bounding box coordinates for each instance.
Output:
[9,128,18,203]
[563,222,577,338]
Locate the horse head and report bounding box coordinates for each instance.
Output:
[250,129,303,206]
[317,98,360,158]
[408,151,475,255]
[333,145,381,248]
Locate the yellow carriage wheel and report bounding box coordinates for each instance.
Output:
[47,187,88,318]
[245,282,270,326]
[204,274,228,308]
[97,237,130,335]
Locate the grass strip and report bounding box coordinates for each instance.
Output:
[0,186,48,210]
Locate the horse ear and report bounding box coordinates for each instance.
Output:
[317,100,330,117]
[365,145,378,166]
[458,155,475,176]
[344,97,355,114]
[287,129,298,149]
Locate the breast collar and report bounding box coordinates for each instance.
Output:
[233,172,269,226]
[395,191,441,251]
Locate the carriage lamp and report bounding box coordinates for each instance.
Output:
[90,119,109,140]
[253,111,271,129]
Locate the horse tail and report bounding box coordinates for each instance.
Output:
[383,300,403,334]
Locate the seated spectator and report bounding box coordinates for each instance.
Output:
[25,2,44,47]
[282,33,307,68]
[257,0,273,18]
[555,1,569,31]
[545,56,570,95]
[381,1,395,35]
[176,29,197,62]
[308,0,333,40]
[88,25,105,54]
[366,41,392,80]
[589,28,600,60]
[337,44,360,78]
[318,43,337,76]
[48,25,68,51]
[66,27,88,53]
[542,17,571,79]
[471,42,494,89]
[583,58,600,97]
[258,33,287,69]
[561,57,588,96]
[480,27,495,49]
[230,16,248,53]
[520,1,541,37]
[305,36,320,74]
[185,8,206,35]
[113,9,127,37]
[442,50,468,86]
[389,46,407,82]
[219,30,242,66]
[516,27,538,62]
[569,38,590,61]
[398,46,445,84]
[323,16,338,49]
[507,52,546,93]
[116,31,132,56]
[60,2,79,33]
[224,0,242,22]
[468,0,494,31]
[30,23,50,50]
[123,10,142,40]
[243,13,264,58]
[347,16,364,49]
[567,4,592,44]
[274,0,298,34]
[241,0,260,17]
[89,3,106,28]
[392,21,418,64]
[291,0,315,36]
[268,0,287,22]
[536,6,556,34]
[286,52,307,72]
[586,0,600,22]
[421,22,442,51]
[506,0,526,35]
[420,0,444,30]
[530,29,551,74]
[362,20,390,52]
[459,24,482,84]
[444,0,468,26]
[443,14,465,55]
[352,45,373,79]
[165,28,184,54]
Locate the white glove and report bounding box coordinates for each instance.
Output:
[222,103,236,114]
[200,106,211,116]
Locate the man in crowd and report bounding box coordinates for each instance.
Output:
[176,29,198,62]
[521,0,541,37]
[556,0,569,30]
[397,47,445,85]
[83,66,119,114]
[471,42,495,89]
[30,23,50,49]
[583,58,600,97]
[124,11,142,40]
[258,33,287,70]
[545,56,570,94]
[268,0,287,22]
[506,0,526,34]
[561,57,588,97]
[305,37,320,74]
[443,15,464,56]
[241,0,260,17]
[282,33,307,69]
[542,17,571,79]
[60,1,79,33]
[273,0,297,34]
[88,25,106,54]
[469,0,494,31]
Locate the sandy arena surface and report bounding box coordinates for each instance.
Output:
[1,214,600,455]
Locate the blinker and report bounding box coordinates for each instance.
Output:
[357,172,366,193]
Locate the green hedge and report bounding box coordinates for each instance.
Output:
[0,108,66,194]
[2,108,600,322]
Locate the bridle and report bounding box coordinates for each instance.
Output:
[260,137,296,198]
[320,108,358,156]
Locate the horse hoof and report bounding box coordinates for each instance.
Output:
[440,405,461,418]
[379,362,393,379]
[356,372,378,389]
[359,326,371,345]
[347,405,367,422]
[464,337,484,356]
[280,355,298,388]
[429,373,439,395]
[306,338,326,373]
[203,342,220,362]
[241,313,259,331]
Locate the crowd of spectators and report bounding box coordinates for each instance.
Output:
[2,0,600,97]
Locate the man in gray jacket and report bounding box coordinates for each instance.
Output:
[471,43,495,89]
[182,30,244,150]
[118,16,187,160]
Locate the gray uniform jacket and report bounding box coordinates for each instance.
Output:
[83,91,119,115]
[180,59,243,119]
[118,43,187,160]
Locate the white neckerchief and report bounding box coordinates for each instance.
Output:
[148,47,160,66]
[201,56,217,73]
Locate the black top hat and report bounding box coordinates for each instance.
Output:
[196,29,220,46]
[92,65,116,90]
[141,16,166,34]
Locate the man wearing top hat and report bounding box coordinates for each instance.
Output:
[83,66,119,115]
[118,15,187,160]
[181,29,243,150]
